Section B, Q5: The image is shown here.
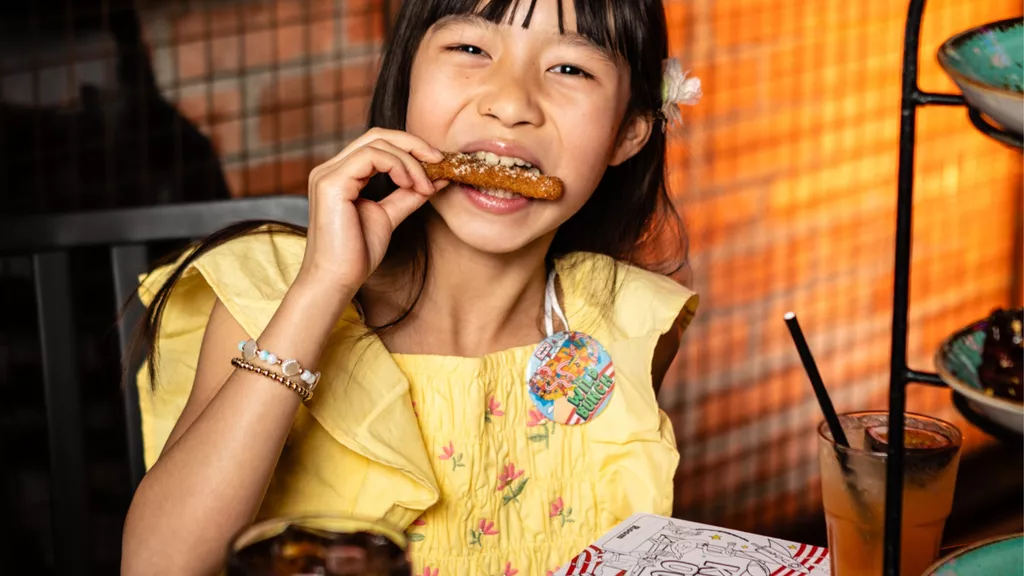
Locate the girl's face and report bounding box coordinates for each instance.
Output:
[406,0,653,255]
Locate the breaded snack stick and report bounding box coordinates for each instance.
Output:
[422,152,563,200]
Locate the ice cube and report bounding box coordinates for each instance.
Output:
[840,415,867,451]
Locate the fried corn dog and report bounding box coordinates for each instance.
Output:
[422,152,563,200]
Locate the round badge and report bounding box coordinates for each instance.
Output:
[526,331,615,425]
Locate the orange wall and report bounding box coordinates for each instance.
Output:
[663,0,1022,532]
[139,0,1023,534]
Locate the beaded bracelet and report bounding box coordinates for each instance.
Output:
[231,358,312,402]
[237,339,321,390]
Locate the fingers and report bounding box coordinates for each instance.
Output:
[364,179,449,232]
[357,128,445,162]
[321,128,444,173]
[314,146,417,202]
[364,139,436,196]
[311,129,446,203]
[374,188,430,229]
[307,129,449,239]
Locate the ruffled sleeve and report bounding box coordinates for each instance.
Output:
[136,227,439,529]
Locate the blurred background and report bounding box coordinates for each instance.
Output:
[0,0,1021,573]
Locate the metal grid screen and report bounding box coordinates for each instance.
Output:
[663,0,1022,537]
[0,0,1021,572]
[0,0,388,213]
[146,0,389,198]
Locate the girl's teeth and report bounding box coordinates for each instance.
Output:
[468,152,536,171]
[479,187,520,199]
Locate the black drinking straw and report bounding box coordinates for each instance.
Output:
[785,311,875,525]
[783,312,850,449]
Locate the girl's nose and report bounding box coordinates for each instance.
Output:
[476,65,544,128]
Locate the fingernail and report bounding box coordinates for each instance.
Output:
[430,148,445,162]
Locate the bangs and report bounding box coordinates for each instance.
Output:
[428,0,641,59]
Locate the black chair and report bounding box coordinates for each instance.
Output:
[0,196,308,575]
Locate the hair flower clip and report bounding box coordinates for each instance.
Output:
[661,57,702,131]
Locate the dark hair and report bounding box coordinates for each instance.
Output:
[136,0,685,385]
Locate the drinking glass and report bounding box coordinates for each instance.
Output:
[226,516,411,576]
[818,411,962,576]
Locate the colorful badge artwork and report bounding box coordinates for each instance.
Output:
[526,331,615,425]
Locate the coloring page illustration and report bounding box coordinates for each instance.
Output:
[554,514,830,576]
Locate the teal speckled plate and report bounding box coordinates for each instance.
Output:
[924,534,1024,576]
[938,18,1024,134]
[934,319,1023,435]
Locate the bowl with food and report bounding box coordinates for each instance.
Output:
[935,308,1024,435]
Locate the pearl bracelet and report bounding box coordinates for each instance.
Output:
[237,339,321,390]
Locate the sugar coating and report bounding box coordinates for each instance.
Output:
[422,152,563,200]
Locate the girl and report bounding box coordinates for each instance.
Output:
[122,0,701,574]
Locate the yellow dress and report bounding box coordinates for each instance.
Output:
[137,229,698,575]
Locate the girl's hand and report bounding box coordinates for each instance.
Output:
[297,129,447,294]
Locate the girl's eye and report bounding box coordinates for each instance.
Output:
[447,44,486,56]
[549,64,594,79]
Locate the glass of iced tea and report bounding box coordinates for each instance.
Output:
[818,411,962,576]
[226,516,411,576]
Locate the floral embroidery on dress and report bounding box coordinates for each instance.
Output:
[526,409,545,428]
[549,497,575,527]
[468,518,499,547]
[526,408,554,449]
[485,395,504,423]
[502,562,519,576]
[420,567,438,576]
[407,516,427,542]
[497,463,529,505]
[439,441,465,471]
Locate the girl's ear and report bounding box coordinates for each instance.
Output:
[609,112,654,167]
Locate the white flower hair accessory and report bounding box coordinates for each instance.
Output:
[661,57,702,131]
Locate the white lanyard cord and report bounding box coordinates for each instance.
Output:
[543,268,570,337]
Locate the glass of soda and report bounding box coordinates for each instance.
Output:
[818,411,962,576]
[226,516,411,576]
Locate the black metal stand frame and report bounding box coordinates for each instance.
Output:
[885,1,1022,573]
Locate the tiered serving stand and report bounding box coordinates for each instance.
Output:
[884,1,1022,573]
